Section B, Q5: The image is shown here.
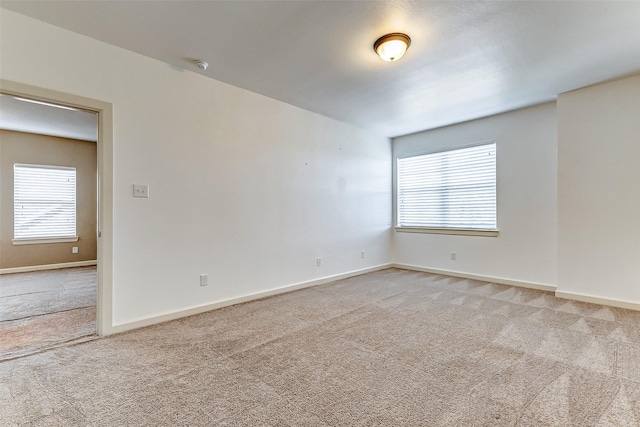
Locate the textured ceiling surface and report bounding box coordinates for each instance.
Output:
[2,1,640,137]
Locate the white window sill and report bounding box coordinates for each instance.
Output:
[395,227,499,237]
[12,236,79,245]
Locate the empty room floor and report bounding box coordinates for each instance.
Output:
[0,266,97,360]
[2,268,640,425]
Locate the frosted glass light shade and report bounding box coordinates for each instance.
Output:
[374,33,411,62]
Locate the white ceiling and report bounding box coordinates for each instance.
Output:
[2,1,639,137]
[0,94,98,142]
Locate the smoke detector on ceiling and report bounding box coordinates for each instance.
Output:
[193,60,208,70]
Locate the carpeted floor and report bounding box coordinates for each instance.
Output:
[0,267,97,361]
[1,268,639,426]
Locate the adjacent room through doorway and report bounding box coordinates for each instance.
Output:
[0,93,99,360]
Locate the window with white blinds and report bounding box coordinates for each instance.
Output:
[397,142,496,230]
[14,164,77,240]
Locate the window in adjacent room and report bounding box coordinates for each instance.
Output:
[396,141,497,236]
[13,163,77,243]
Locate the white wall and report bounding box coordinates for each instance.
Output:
[0,10,391,327]
[393,103,558,287]
[557,75,640,304]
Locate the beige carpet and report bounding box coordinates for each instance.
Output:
[1,268,639,426]
[0,267,97,360]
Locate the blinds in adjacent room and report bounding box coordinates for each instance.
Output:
[397,142,496,230]
[14,164,77,240]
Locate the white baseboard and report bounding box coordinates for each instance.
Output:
[555,290,640,311]
[392,263,557,292]
[106,262,640,335]
[0,260,97,275]
[108,263,393,335]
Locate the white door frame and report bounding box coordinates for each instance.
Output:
[1,79,115,336]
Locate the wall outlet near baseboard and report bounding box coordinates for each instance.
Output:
[316,257,322,267]
[361,251,365,259]
[450,252,457,260]
[200,274,208,287]
[72,246,79,254]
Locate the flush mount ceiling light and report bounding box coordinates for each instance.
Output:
[373,33,411,62]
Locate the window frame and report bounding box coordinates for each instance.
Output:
[12,163,79,245]
[395,141,498,237]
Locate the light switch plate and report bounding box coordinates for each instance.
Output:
[133,184,149,198]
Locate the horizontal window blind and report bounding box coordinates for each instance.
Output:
[397,142,496,229]
[14,164,77,240]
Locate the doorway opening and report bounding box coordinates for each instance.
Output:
[0,80,113,359]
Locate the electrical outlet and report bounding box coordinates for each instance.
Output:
[450,252,457,261]
[200,274,208,287]
[316,257,322,267]
[72,246,79,254]
[361,251,365,259]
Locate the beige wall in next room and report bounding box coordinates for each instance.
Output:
[0,130,97,269]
